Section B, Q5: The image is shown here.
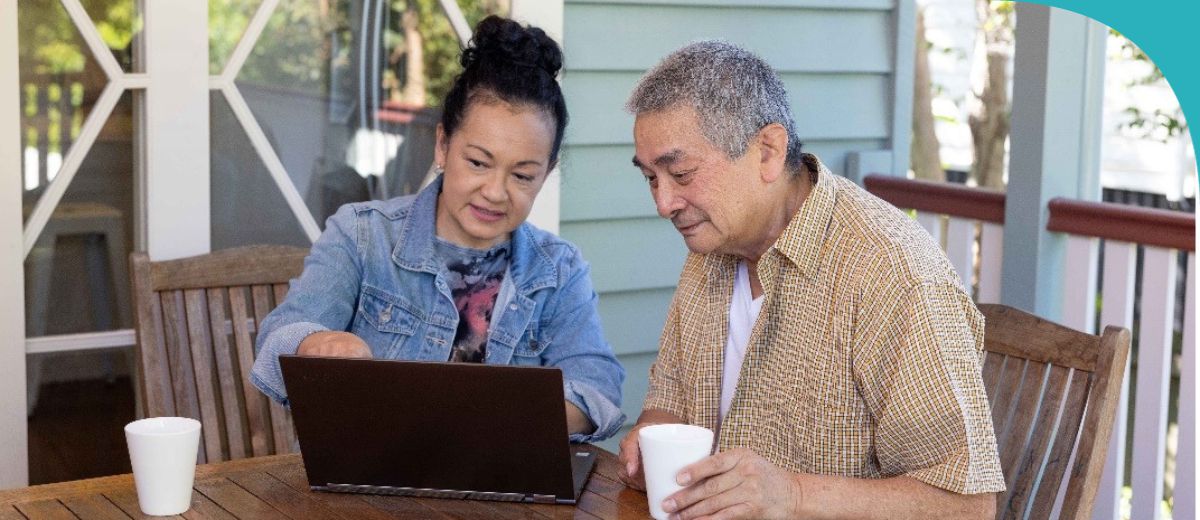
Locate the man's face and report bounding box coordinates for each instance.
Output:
[632,105,761,255]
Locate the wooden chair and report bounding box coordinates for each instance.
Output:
[980,304,1131,520]
[130,245,309,464]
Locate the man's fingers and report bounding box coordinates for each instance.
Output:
[617,430,646,490]
[665,472,741,515]
[678,449,743,486]
[696,502,754,520]
[622,440,641,475]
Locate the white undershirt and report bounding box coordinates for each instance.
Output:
[719,262,765,425]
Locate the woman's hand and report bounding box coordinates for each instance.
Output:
[297,331,373,359]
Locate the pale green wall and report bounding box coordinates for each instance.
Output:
[558,0,914,450]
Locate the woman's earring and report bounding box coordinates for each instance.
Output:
[434,164,444,175]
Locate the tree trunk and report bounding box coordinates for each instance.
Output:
[911,7,945,182]
[400,2,425,106]
[967,0,1012,190]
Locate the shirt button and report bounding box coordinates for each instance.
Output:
[509,303,518,311]
[380,306,392,322]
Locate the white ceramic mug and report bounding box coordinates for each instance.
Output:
[124,417,201,516]
[639,424,715,520]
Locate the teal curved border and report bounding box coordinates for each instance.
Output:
[1016,0,1200,170]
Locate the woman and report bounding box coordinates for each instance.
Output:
[251,16,624,442]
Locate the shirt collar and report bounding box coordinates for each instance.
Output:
[771,158,837,279]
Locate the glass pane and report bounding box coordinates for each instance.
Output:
[19,1,122,215]
[211,91,312,249]
[82,0,143,72]
[209,0,263,75]
[24,92,135,484]
[20,3,139,485]
[24,91,135,337]
[213,0,509,236]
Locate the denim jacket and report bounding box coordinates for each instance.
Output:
[250,176,626,443]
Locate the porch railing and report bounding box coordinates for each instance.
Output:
[864,174,1195,520]
[20,74,84,193]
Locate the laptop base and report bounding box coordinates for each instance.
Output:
[312,448,597,505]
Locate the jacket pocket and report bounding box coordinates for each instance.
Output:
[354,284,420,357]
[511,322,544,360]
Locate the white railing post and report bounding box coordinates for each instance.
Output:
[945,217,976,292]
[1176,252,1196,519]
[1061,234,1099,334]
[1130,246,1179,520]
[916,213,942,248]
[1094,240,1138,520]
[977,223,1004,304]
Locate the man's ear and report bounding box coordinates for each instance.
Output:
[756,123,789,183]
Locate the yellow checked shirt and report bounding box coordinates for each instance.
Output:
[643,160,1006,494]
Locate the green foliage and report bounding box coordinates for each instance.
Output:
[212,0,508,104]
[208,0,263,75]
[18,0,138,75]
[1109,28,1188,141]
[20,0,509,105]
[385,0,508,106]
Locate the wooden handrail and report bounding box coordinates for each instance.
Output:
[1047,197,1195,252]
[861,174,1195,251]
[862,174,1006,224]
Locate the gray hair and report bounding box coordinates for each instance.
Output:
[625,40,804,174]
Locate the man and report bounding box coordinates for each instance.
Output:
[617,41,1005,519]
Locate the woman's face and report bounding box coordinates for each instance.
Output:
[434,99,557,249]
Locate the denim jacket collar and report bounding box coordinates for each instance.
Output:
[390,175,558,293]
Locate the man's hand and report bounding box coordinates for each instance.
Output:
[617,410,685,491]
[297,331,372,358]
[662,448,801,520]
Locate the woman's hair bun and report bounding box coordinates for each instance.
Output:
[461,15,562,77]
[441,15,569,162]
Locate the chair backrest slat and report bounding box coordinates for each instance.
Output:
[206,287,248,461]
[1058,328,1129,519]
[183,288,225,463]
[229,285,274,457]
[131,254,174,418]
[982,352,1006,398]
[1025,371,1091,519]
[1003,364,1070,518]
[245,284,297,454]
[159,289,206,463]
[989,357,1027,440]
[272,283,289,310]
[980,304,1130,520]
[131,245,309,464]
[997,360,1049,482]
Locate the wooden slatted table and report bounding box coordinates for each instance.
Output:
[0,446,651,519]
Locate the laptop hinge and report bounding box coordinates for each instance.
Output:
[530,494,557,504]
[321,483,531,502]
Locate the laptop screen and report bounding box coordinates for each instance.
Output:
[280,356,577,500]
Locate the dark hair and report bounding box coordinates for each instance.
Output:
[441,16,568,163]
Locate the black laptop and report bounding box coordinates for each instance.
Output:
[279,355,597,504]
